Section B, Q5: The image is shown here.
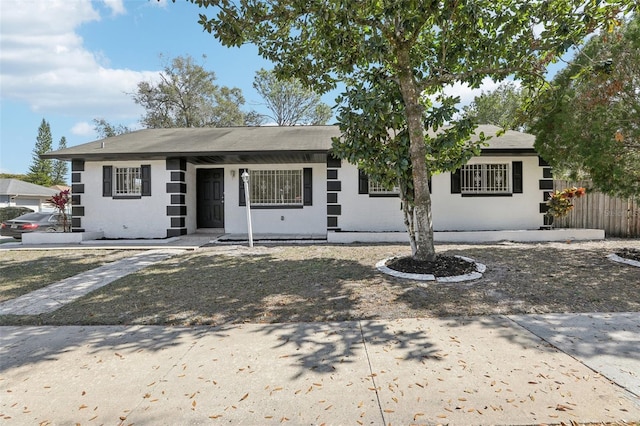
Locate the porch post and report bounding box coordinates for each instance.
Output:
[241,170,254,248]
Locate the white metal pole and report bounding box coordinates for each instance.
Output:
[241,171,254,248]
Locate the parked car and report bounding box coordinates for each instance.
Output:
[0,212,62,239]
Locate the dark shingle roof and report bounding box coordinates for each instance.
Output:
[42,124,535,161]
[42,126,341,161]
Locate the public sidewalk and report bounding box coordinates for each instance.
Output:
[1,314,638,425]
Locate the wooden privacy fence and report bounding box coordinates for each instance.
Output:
[553,180,640,238]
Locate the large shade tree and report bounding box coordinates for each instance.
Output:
[333,68,486,254]
[185,0,631,261]
[462,82,528,131]
[253,68,332,125]
[132,55,257,128]
[532,14,640,198]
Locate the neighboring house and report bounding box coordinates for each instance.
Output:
[41,125,553,240]
[0,179,58,212]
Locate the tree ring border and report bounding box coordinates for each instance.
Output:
[376,255,486,283]
[607,253,640,268]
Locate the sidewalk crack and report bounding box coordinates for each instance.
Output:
[358,320,386,425]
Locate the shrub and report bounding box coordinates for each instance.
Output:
[0,207,35,223]
[546,187,587,218]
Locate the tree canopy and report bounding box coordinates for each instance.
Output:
[186,0,632,260]
[93,118,132,139]
[253,68,332,125]
[462,82,528,131]
[333,68,486,253]
[132,55,257,128]
[532,14,640,198]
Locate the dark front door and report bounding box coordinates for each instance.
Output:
[197,168,224,228]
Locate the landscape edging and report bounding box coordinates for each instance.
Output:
[376,255,486,283]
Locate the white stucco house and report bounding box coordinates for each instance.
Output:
[0,179,59,212]
[41,125,557,241]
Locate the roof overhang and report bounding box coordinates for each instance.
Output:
[41,150,330,164]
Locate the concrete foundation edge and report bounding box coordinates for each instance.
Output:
[327,229,605,244]
[22,231,105,244]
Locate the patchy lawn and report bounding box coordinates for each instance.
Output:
[0,249,144,302]
[0,239,638,326]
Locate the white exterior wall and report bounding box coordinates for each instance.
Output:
[185,162,198,234]
[225,164,327,235]
[77,154,543,239]
[337,163,405,232]
[338,155,544,233]
[189,164,327,236]
[431,155,542,230]
[80,160,170,238]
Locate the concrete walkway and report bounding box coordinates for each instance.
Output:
[1,316,638,425]
[0,249,184,315]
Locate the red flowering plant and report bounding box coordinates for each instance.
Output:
[546,186,587,219]
[48,189,71,232]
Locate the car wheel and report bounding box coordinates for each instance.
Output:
[46,227,57,232]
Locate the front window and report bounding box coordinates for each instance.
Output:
[249,170,303,206]
[461,163,511,194]
[369,180,400,195]
[114,167,142,196]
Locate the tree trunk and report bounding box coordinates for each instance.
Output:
[396,46,437,262]
[400,186,417,256]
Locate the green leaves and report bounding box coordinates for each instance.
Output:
[532,15,640,198]
[26,119,55,187]
[462,82,528,131]
[332,68,483,205]
[131,54,255,128]
[252,69,331,125]
[182,0,634,258]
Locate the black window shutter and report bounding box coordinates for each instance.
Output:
[239,168,246,206]
[141,165,151,196]
[102,165,112,197]
[451,169,461,194]
[358,169,369,194]
[303,168,312,206]
[512,161,523,194]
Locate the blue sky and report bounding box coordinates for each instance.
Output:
[0,0,279,175]
[0,0,559,178]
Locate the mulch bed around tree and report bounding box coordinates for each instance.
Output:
[385,255,476,276]
[616,248,640,262]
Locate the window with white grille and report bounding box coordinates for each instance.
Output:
[460,163,511,194]
[114,167,142,195]
[249,170,303,206]
[368,180,400,195]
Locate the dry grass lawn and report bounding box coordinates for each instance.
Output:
[0,249,143,303]
[0,239,638,326]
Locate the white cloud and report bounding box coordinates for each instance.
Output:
[0,0,157,120]
[442,77,511,106]
[101,0,126,16]
[71,121,95,136]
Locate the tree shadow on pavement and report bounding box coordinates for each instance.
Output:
[0,324,242,373]
[251,320,440,379]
